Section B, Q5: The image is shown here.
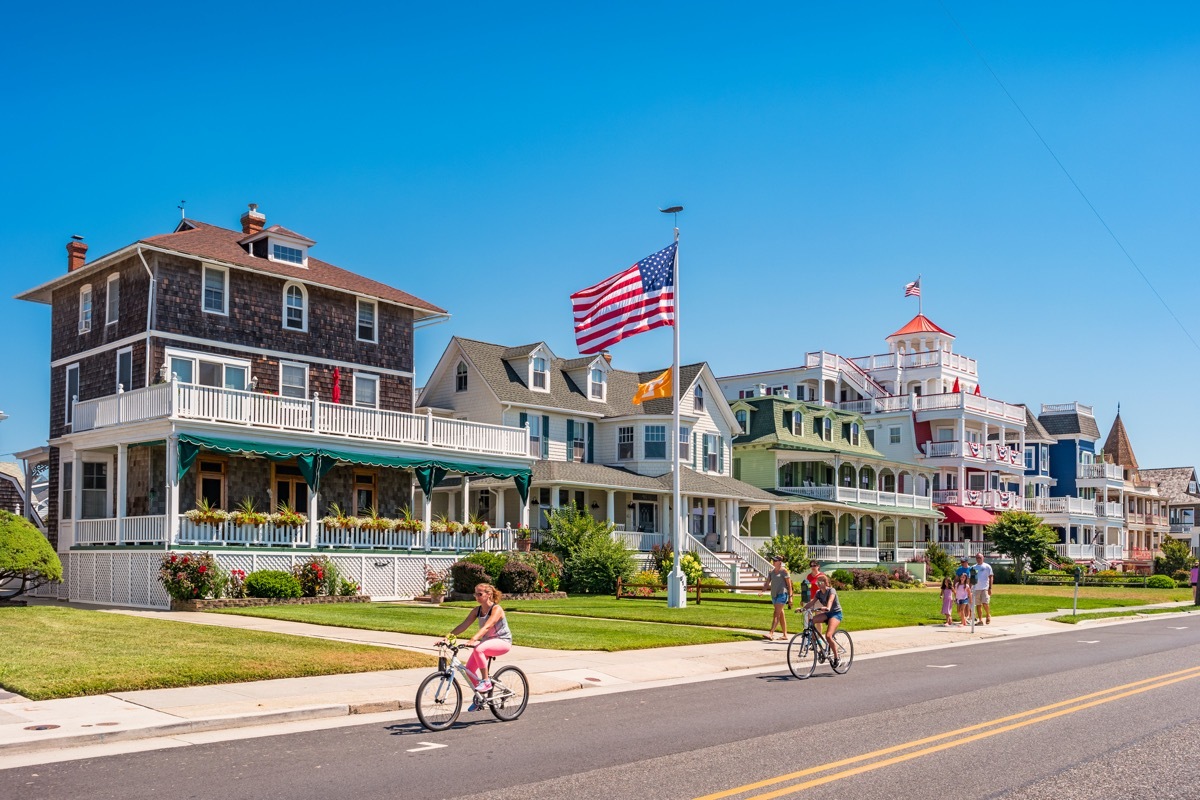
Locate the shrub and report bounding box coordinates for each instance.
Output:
[565,535,635,594]
[543,504,615,563]
[649,542,674,575]
[498,560,539,594]
[847,568,890,590]
[338,578,361,596]
[699,576,728,588]
[1146,574,1175,589]
[449,561,490,595]
[1172,569,1192,585]
[244,570,302,599]
[992,564,1017,585]
[507,551,563,592]
[158,552,223,601]
[0,510,62,598]
[226,568,248,599]
[462,551,509,579]
[292,556,336,597]
[830,569,853,587]
[758,534,808,573]
[680,553,704,586]
[633,569,662,586]
[924,542,955,580]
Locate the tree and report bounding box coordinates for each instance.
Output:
[0,510,62,599]
[758,534,808,573]
[984,510,1058,583]
[1155,536,1198,576]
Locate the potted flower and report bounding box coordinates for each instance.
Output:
[515,525,532,552]
[468,514,491,535]
[184,497,228,526]
[393,507,423,533]
[230,497,268,527]
[359,505,394,531]
[271,501,308,529]
[424,564,448,605]
[430,515,450,535]
[321,503,353,530]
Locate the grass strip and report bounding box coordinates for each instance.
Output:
[211,603,757,650]
[0,606,434,700]
[1049,605,1200,624]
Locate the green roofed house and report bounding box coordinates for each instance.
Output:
[731,395,938,563]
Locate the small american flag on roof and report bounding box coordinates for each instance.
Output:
[571,242,676,354]
[904,278,921,297]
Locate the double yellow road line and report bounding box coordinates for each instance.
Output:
[695,665,1200,800]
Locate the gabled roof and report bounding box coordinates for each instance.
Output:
[448,337,708,419]
[18,219,445,315]
[1037,409,1101,440]
[1023,406,1054,442]
[732,396,891,461]
[888,314,952,338]
[1137,467,1200,505]
[1102,413,1139,472]
[0,462,24,490]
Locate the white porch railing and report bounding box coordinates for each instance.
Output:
[836,395,912,414]
[913,392,1024,423]
[1078,463,1124,481]
[1170,523,1194,535]
[1041,402,1093,416]
[1095,502,1123,518]
[1054,543,1095,560]
[775,485,932,510]
[806,545,881,563]
[925,442,961,458]
[933,490,1022,511]
[74,516,167,545]
[125,515,167,543]
[934,540,993,558]
[1024,497,1096,516]
[613,530,667,551]
[75,518,119,545]
[728,535,773,578]
[178,519,307,547]
[684,535,739,585]
[71,381,530,458]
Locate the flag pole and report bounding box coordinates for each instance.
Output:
[661,206,685,609]
[918,273,923,316]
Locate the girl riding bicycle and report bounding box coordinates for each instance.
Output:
[803,574,843,657]
[442,583,512,697]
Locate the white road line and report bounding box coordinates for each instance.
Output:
[1078,640,1100,644]
[407,741,449,753]
[927,665,957,669]
[1169,626,1188,630]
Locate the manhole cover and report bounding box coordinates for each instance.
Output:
[24,725,60,731]
[96,722,119,727]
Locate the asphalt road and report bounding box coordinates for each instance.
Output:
[8,618,1200,800]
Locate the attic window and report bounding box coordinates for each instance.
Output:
[455,362,468,392]
[272,244,304,264]
[589,368,605,400]
[694,386,704,411]
[531,357,548,391]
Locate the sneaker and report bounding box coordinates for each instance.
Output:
[468,696,483,712]
[476,679,493,693]
[830,655,840,668]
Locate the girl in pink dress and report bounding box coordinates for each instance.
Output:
[940,577,954,626]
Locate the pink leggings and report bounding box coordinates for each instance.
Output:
[467,638,511,680]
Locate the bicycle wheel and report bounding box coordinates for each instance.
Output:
[830,630,854,674]
[787,631,817,679]
[415,671,462,731]
[489,666,529,721]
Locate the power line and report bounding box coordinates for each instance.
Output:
[938,0,1200,353]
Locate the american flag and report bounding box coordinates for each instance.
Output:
[571,242,676,354]
[904,277,921,298]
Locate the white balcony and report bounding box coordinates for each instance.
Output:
[776,485,932,509]
[1077,463,1124,481]
[850,350,978,376]
[933,489,1022,511]
[1023,497,1096,517]
[1095,502,1123,518]
[914,392,1025,423]
[836,395,912,414]
[71,381,529,458]
[921,441,1024,468]
[1041,402,1093,417]
[1055,543,1096,560]
[1170,523,1194,535]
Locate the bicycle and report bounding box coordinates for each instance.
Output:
[787,609,853,679]
[415,636,529,731]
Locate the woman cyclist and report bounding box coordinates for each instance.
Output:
[441,583,512,708]
[804,574,843,663]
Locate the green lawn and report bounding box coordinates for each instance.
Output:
[1050,605,1200,624]
[0,606,435,700]
[212,603,758,650]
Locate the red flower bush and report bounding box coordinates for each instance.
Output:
[158,552,222,601]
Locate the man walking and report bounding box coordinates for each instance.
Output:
[955,557,971,583]
[972,552,994,624]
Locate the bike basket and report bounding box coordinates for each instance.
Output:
[437,655,447,671]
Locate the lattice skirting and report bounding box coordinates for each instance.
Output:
[63,551,459,609]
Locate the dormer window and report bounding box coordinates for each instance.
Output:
[283,283,307,331]
[735,409,748,431]
[589,367,606,400]
[531,357,548,391]
[78,284,93,333]
[455,362,468,392]
[694,385,705,411]
[850,422,860,446]
[792,412,803,436]
[272,244,305,264]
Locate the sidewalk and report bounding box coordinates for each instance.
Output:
[2,601,1194,757]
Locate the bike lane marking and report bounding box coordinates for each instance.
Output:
[407,742,448,753]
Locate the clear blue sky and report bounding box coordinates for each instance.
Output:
[1,2,1197,468]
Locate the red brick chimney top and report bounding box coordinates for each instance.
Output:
[601,350,612,365]
[240,203,266,235]
[66,236,88,272]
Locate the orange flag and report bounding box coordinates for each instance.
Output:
[632,368,672,405]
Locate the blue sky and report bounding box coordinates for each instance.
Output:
[1,2,1197,467]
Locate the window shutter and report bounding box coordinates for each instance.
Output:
[566,420,575,462]
[542,415,550,459]
[519,411,527,429]
[692,432,697,470]
[587,422,594,463]
[702,435,710,472]
[718,438,724,474]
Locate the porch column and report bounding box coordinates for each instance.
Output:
[462,475,470,522]
[520,490,529,529]
[73,451,85,540]
[116,443,128,545]
[497,488,507,528]
[165,435,179,544]
[550,485,561,512]
[307,486,319,548]
[768,503,778,537]
[606,490,615,526]
[423,487,432,547]
[982,421,990,457]
[957,418,966,451]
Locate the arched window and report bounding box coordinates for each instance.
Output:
[283,283,307,331]
[694,385,704,411]
[455,362,468,392]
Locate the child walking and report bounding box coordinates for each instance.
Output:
[940,577,954,626]
[954,573,971,626]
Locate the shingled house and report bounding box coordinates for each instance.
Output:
[16,206,532,607]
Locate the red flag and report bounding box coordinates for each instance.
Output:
[974,384,981,396]
[331,367,341,404]
[951,377,960,393]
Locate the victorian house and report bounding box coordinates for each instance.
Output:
[1101,413,1169,572]
[1137,466,1200,554]
[16,206,533,607]
[729,395,939,563]
[416,338,781,581]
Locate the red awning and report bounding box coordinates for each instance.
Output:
[939,505,996,526]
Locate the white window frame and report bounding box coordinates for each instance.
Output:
[644,424,667,460]
[356,298,377,343]
[589,368,606,401]
[822,418,832,442]
[164,347,251,389]
[679,426,690,461]
[78,284,93,333]
[850,422,860,447]
[116,346,133,393]
[280,361,309,399]
[202,264,229,315]
[704,433,719,472]
[889,425,901,445]
[735,409,748,432]
[81,457,112,519]
[694,385,704,411]
[354,372,380,409]
[528,415,542,457]
[282,282,308,332]
[271,243,306,265]
[531,356,549,392]
[617,426,634,460]
[105,273,119,325]
[65,363,80,426]
[455,362,468,392]
[792,412,803,436]
[571,419,586,461]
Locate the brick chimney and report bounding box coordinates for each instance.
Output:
[240,203,266,235]
[601,350,612,365]
[66,235,88,272]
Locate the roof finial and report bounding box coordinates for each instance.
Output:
[1117,402,1120,415]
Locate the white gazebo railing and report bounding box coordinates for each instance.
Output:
[71,381,530,458]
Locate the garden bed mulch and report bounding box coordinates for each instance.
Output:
[172,595,371,611]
